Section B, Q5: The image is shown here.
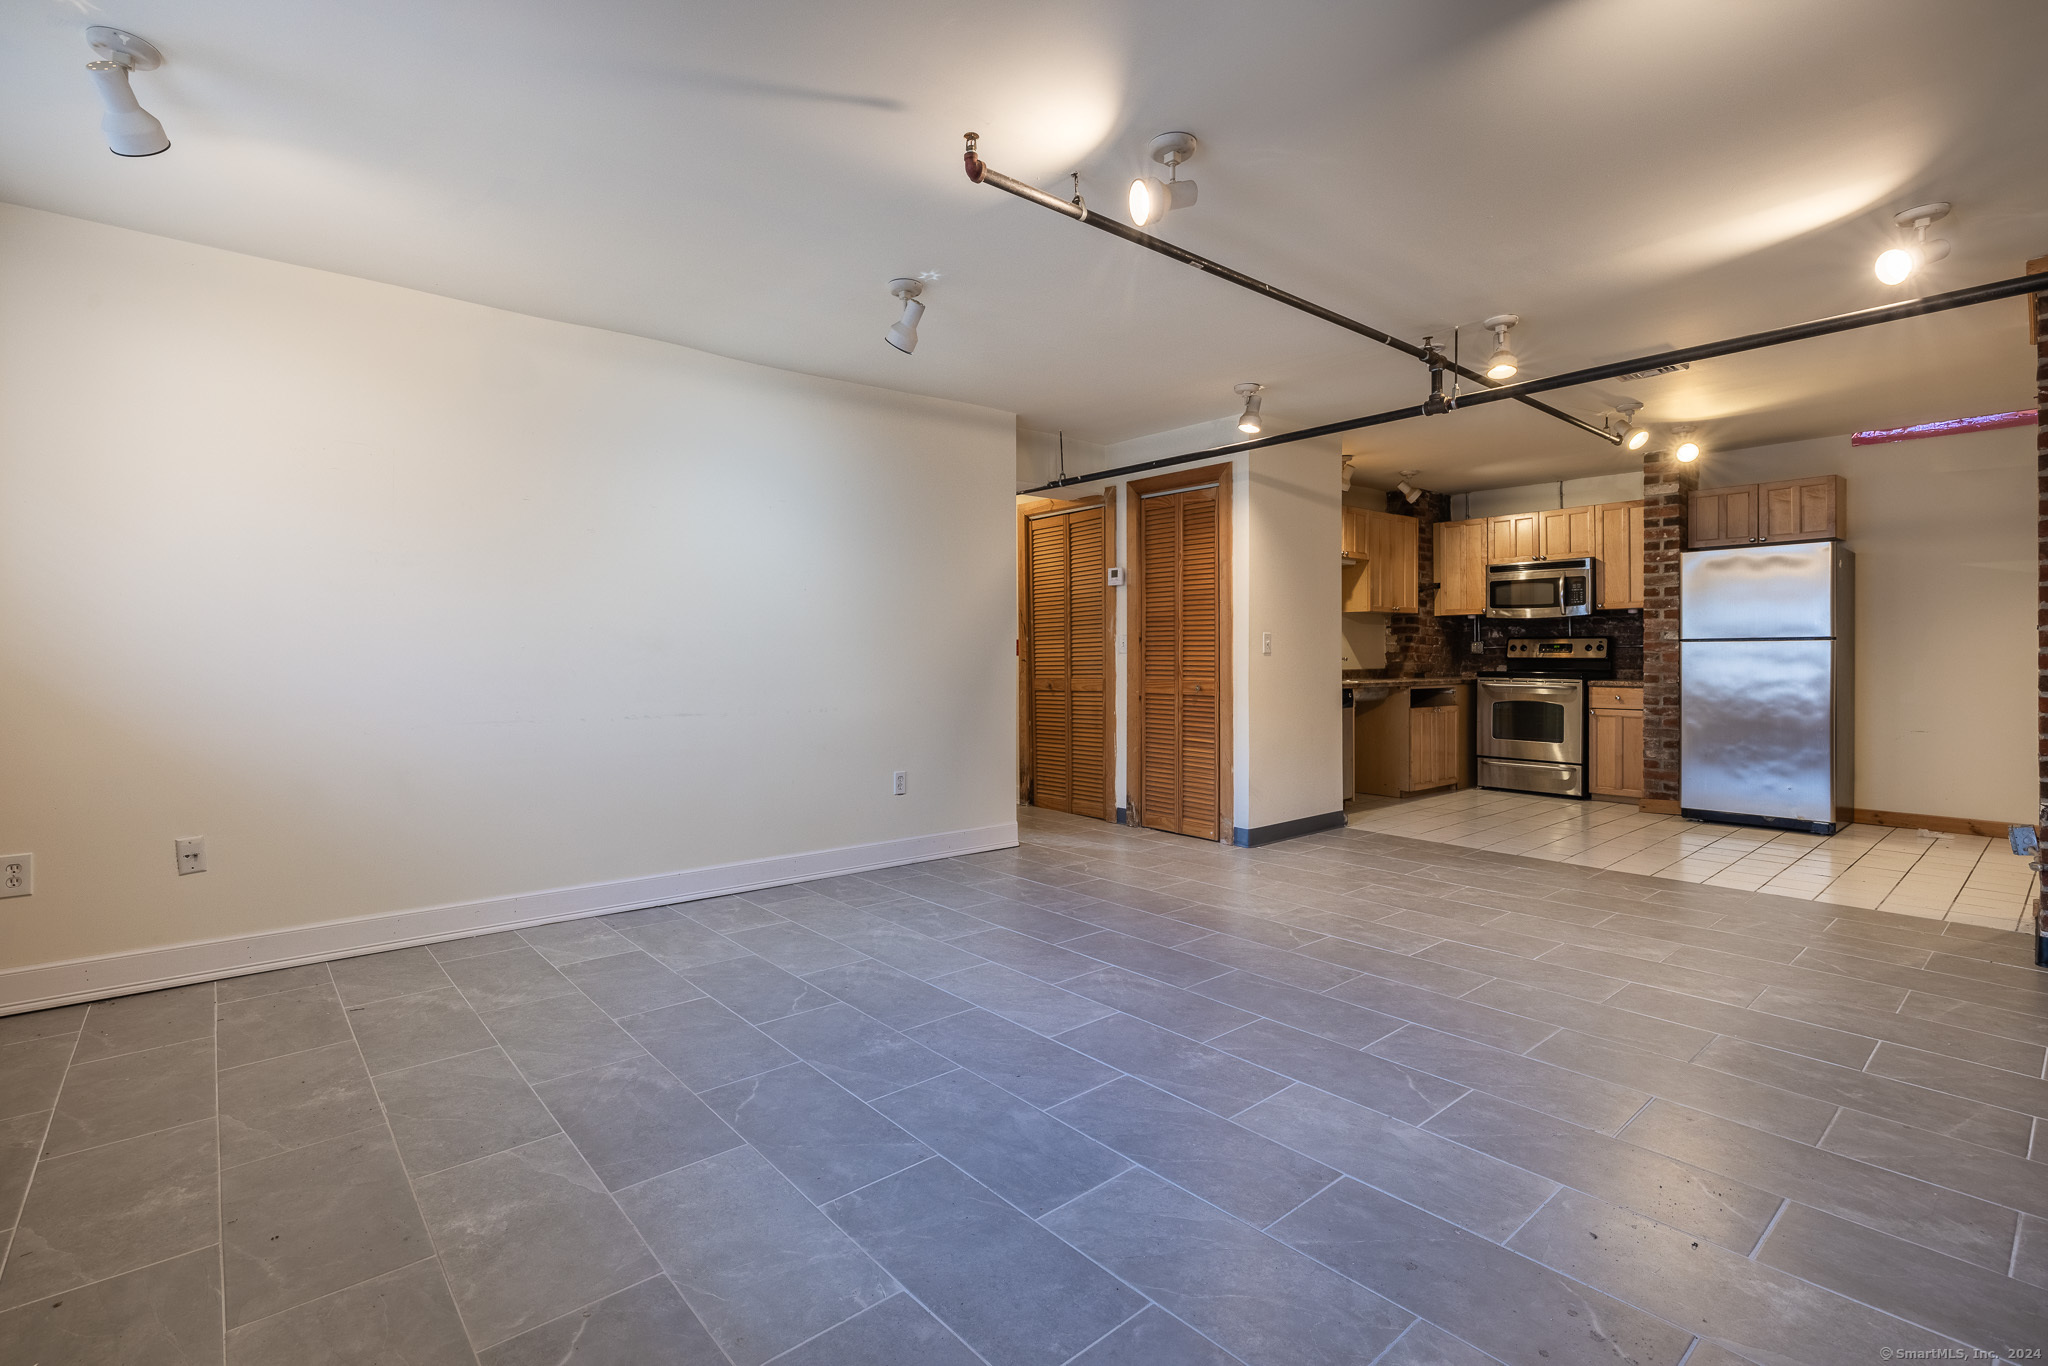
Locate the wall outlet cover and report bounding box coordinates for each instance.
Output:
[175,836,207,875]
[0,855,29,898]
[891,771,908,796]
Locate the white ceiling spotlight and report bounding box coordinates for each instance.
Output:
[1874,203,1951,285]
[1234,382,1264,434]
[1672,425,1701,463]
[1481,315,1521,380]
[84,27,169,158]
[1396,471,1424,504]
[1613,399,1651,452]
[1129,132,1198,228]
[884,278,925,354]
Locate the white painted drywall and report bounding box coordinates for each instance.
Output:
[1244,446,1345,832]
[1708,428,2033,823]
[0,204,1018,977]
[1454,472,1645,520]
[1014,418,1344,836]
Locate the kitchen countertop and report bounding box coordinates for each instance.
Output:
[1343,672,1644,697]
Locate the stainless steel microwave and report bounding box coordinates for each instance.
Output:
[1486,558,1596,618]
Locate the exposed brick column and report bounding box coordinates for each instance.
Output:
[1640,449,1697,811]
[1381,489,1457,679]
[2035,286,2045,952]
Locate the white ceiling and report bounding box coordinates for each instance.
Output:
[4,0,2044,491]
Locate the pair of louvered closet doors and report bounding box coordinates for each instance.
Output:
[1134,483,1222,841]
[1024,503,1112,819]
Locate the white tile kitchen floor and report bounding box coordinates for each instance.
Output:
[1348,788,2039,932]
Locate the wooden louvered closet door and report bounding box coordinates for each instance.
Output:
[1136,485,1222,840]
[1025,507,1110,818]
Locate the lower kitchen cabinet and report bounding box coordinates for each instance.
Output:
[1356,685,1468,797]
[1588,685,1645,799]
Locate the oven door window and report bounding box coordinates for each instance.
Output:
[1493,699,1565,744]
[1489,578,1560,610]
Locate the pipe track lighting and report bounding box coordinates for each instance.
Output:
[1672,425,1701,463]
[1481,315,1520,380]
[1396,471,1423,504]
[84,27,168,157]
[885,278,925,354]
[1875,203,1951,285]
[1233,382,1264,434]
[1129,132,1198,228]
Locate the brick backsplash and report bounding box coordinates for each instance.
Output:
[1476,614,1644,678]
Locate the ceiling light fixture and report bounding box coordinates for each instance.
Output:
[1672,425,1701,463]
[884,278,924,354]
[1234,382,1264,434]
[1874,202,1951,285]
[1396,471,1423,504]
[1129,132,1198,228]
[84,27,169,157]
[1612,399,1651,452]
[1481,314,1520,380]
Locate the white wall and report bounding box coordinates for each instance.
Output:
[1015,419,1344,837]
[0,204,1018,992]
[1454,472,1645,520]
[1708,428,2033,823]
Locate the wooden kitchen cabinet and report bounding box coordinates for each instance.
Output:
[1760,475,1845,542]
[1342,508,1419,612]
[1588,684,1644,799]
[1690,477,1843,547]
[1487,512,1540,563]
[1432,518,1488,616]
[1594,501,1646,609]
[1341,505,1372,559]
[1689,485,1758,547]
[1356,685,1468,796]
[1538,504,1598,560]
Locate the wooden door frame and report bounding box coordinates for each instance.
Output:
[1125,462,1234,841]
[1017,491,1118,817]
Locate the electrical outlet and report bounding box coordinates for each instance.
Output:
[0,855,30,898]
[175,837,207,875]
[892,771,908,797]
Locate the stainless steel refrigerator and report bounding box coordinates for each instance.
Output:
[1680,542,1853,835]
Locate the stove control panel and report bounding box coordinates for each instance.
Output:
[1507,638,1607,658]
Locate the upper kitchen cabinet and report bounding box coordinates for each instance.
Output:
[1538,505,1598,560]
[1689,484,1758,547]
[1342,507,1419,613]
[1433,518,1487,616]
[1595,501,1646,609]
[1690,476,1844,547]
[1341,505,1372,560]
[1487,512,1540,563]
[1761,475,1845,542]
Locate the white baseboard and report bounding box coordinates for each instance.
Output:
[0,821,1018,1016]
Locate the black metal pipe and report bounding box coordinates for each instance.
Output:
[964,141,1618,446]
[1020,268,2048,494]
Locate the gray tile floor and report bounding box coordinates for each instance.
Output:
[3,805,2046,1365]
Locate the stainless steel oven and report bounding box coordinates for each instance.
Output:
[1486,558,1595,618]
[1475,638,1609,799]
